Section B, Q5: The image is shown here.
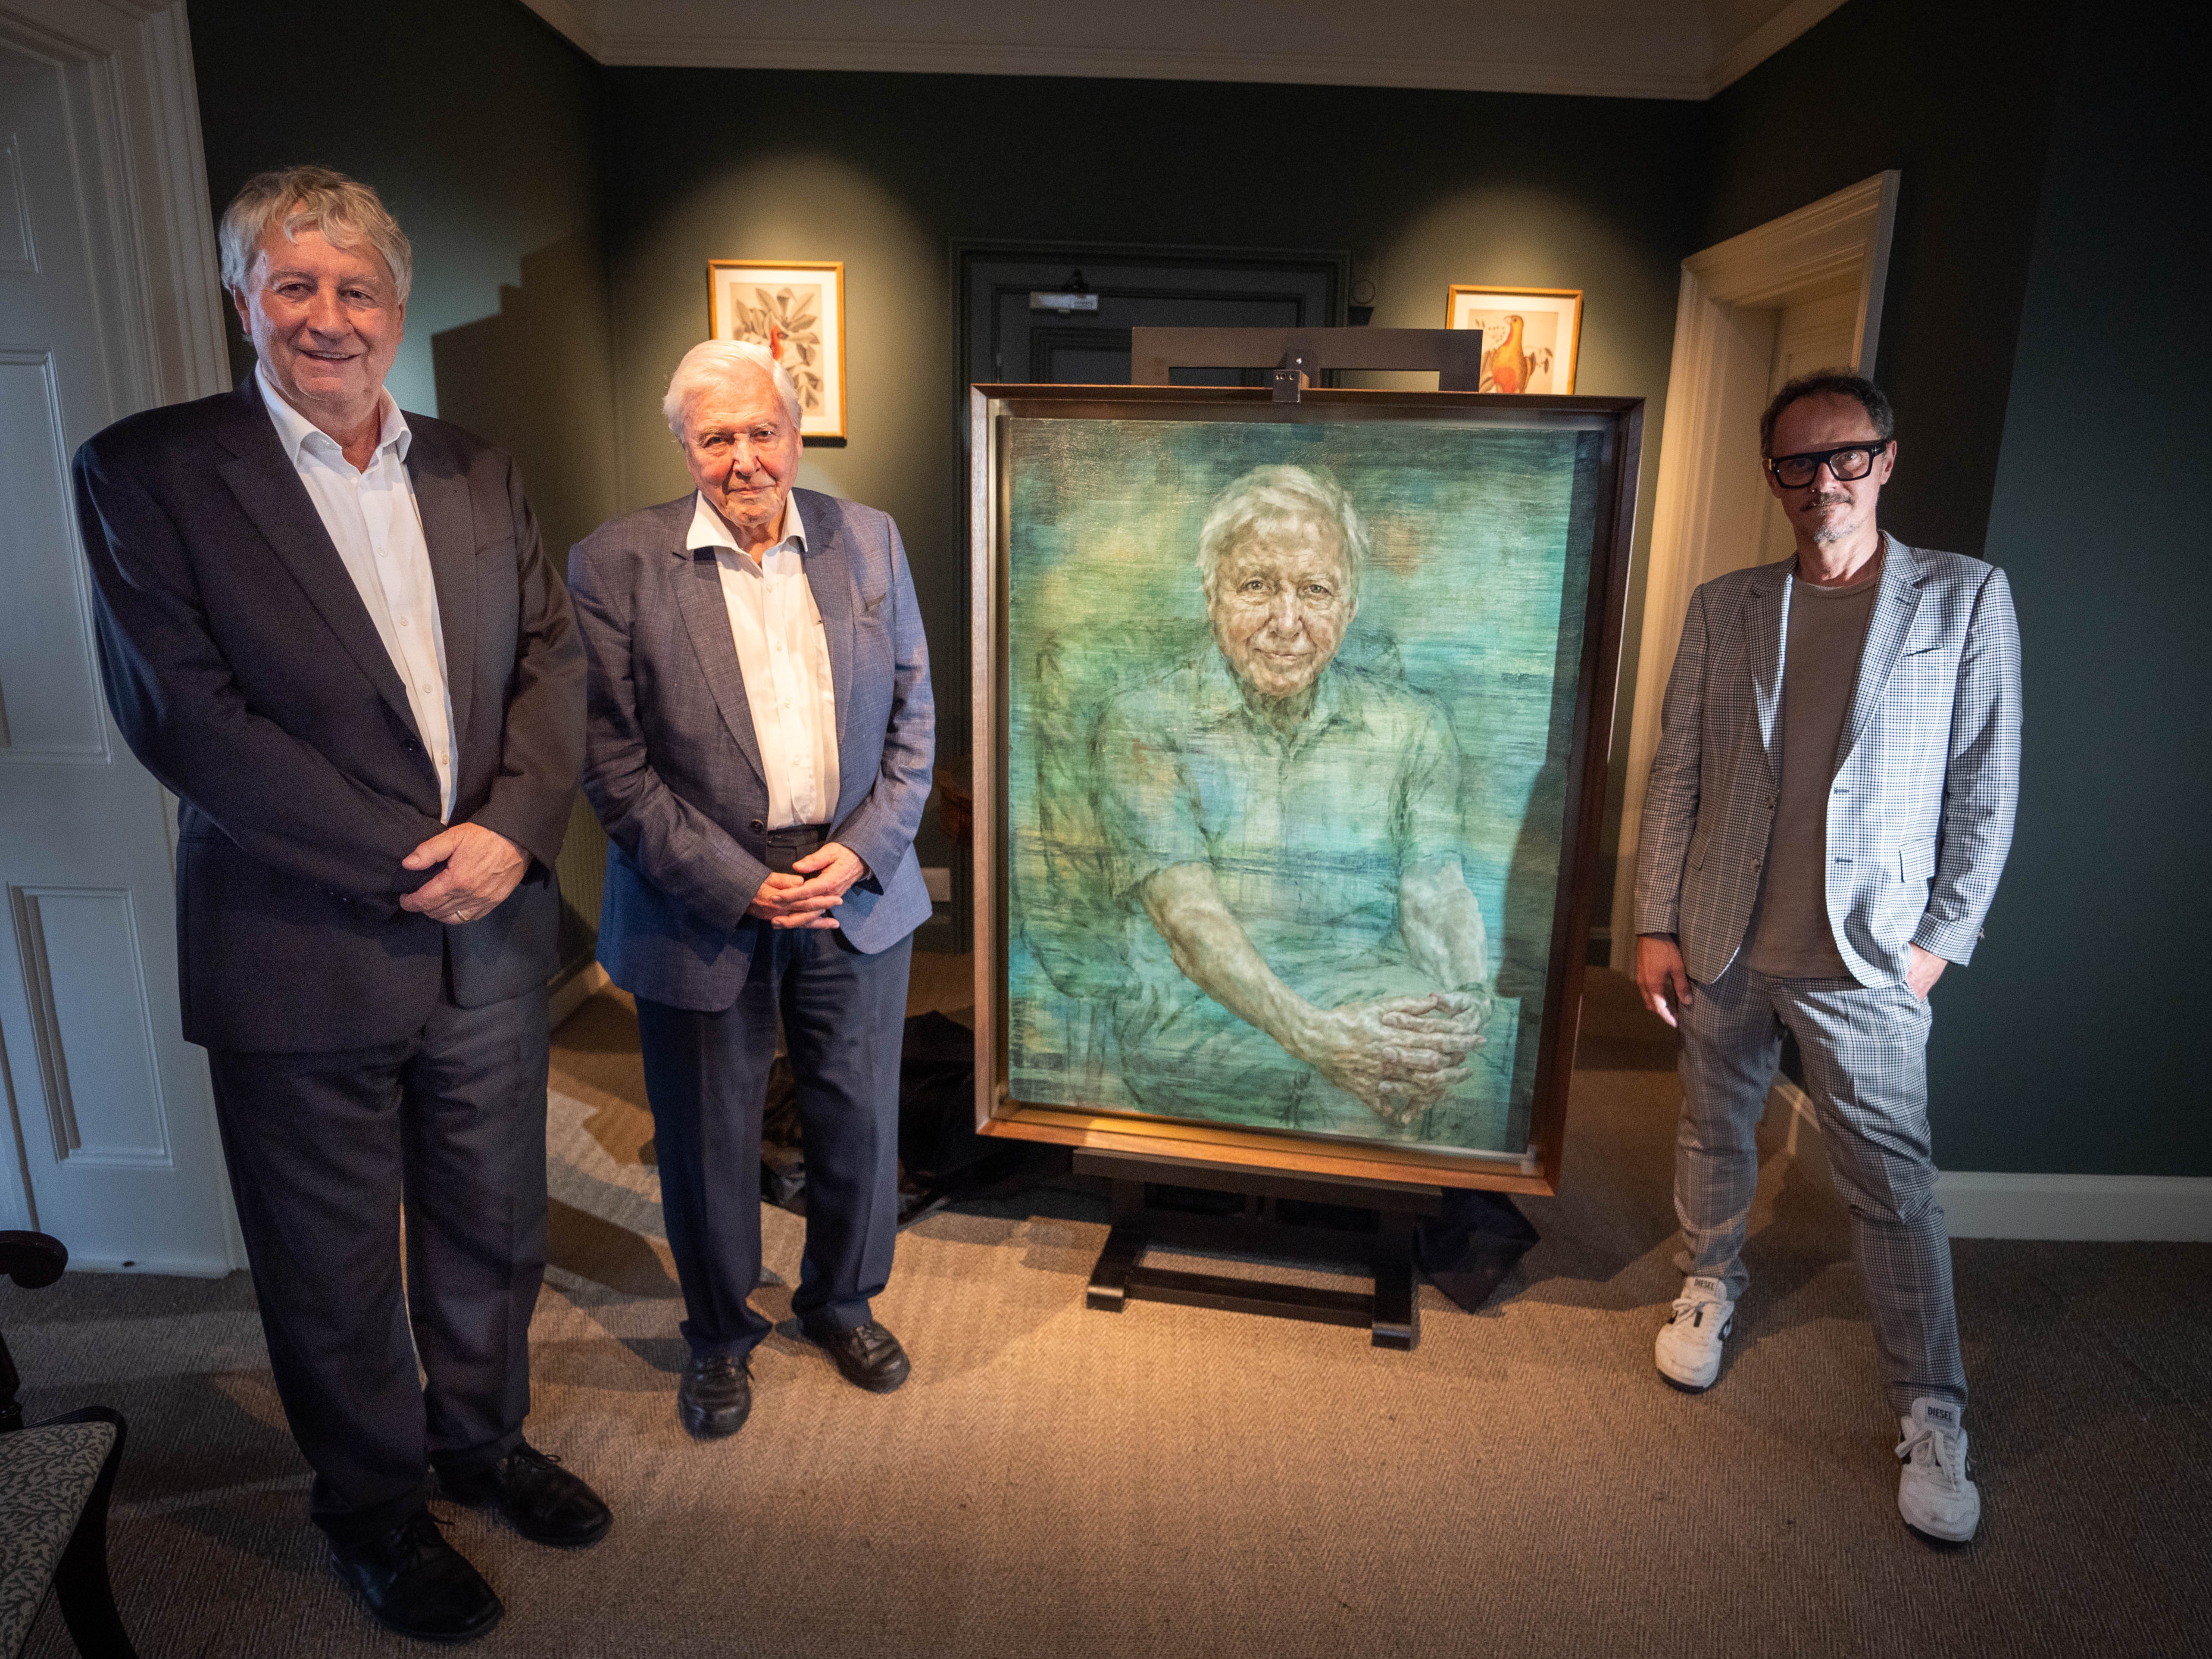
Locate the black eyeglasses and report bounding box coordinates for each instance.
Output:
[1767,440,1892,488]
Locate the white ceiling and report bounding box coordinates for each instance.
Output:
[517,0,1849,100]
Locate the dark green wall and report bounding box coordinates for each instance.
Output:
[1709,0,2206,1175]
[189,0,620,967]
[189,0,617,559]
[187,0,2204,1175]
[1702,0,2059,561]
[1935,23,2210,1174]
[598,68,1706,880]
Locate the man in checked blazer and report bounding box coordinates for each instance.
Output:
[569,340,933,1440]
[1633,371,2021,1544]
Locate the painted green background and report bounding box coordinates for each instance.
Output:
[1003,414,1603,1156]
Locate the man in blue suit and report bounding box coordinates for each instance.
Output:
[569,340,934,1439]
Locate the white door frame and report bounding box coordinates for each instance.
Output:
[1608,171,1900,971]
[0,0,239,1266]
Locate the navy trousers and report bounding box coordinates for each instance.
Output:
[637,908,912,1362]
[206,983,550,1545]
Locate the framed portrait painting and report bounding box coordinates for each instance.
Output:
[970,384,1641,1193]
[1445,286,1584,395]
[707,260,847,439]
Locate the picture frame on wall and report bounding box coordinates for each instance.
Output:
[706,259,847,440]
[1445,286,1584,395]
[969,382,1642,1194]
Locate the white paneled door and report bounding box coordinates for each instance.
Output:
[0,40,236,1271]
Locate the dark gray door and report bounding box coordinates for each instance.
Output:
[957,243,1348,392]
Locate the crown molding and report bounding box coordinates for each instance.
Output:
[1704,0,1849,95]
[586,32,1711,100]
[515,0,1843,101]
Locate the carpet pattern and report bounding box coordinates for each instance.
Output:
[6,967,2207,1658]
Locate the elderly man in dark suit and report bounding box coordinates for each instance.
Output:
[1634,371,2021,1544]
[73,166,606,1644]
[569,340,934,1441]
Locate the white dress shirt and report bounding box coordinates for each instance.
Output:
[689,491,840,829]
[258,368,458,819]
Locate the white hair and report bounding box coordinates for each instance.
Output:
[219,166,412,304]
[663,340,804,437]
[1197,464,1368,608]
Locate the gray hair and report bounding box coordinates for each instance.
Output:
[219,166,412,304]
[663,340,804,437]
[1197,464,1368,608]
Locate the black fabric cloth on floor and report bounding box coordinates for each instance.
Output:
[761,1012,1009,1224]
[1416,1188,1541,1312]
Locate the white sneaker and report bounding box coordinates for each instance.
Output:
[1896,1397,1981,1543]
[1654,1275,1734,1391]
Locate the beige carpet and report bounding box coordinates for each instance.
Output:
[9,966,2209,1658]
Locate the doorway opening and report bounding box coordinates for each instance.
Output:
[1607,172,1900,969]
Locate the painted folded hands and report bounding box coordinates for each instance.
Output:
[1293,989,1491,1126]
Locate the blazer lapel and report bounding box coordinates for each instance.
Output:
[1744,560,1789,778]
[406,423,477,748]
[1837,534,1925,768]
[671,539,769,787]
[214,385,419,739]
[799,493,857,761]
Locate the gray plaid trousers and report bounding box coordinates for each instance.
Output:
[1675,959,1965,1414]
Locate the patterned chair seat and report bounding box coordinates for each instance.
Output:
[0,1419,116,1658]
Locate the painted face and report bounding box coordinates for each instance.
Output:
[1207,519,1355,701]
[1764,392,1896,546]
[678,365,802,548]
[232,222,403,424]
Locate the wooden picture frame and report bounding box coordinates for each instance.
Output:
[706,260,847,440]
[1444,286,1584,394]
[969,384,1641,1194]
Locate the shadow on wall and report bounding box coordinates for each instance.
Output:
[431,229,621,557]
[432,231,623,975]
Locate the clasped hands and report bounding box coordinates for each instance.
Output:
[746,842,867,930]
[399,822,527,925]
[1297,990,1489,1127]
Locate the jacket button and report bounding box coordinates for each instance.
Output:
[749,819,766,833]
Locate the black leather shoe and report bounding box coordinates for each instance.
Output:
[803,1319,911,1393]
[677,1353,753,1439]
[330,1511,502,1644]
[439,1443,612,1547]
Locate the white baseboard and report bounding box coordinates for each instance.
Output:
[1768,1079,2212,1240]
[1933,1173,2212,1241]
[548,960,611,1028]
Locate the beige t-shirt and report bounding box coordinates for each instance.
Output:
[1746,559,1883,978]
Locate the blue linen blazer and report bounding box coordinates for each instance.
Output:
[569,488,935,1010]
[1633,534,2022,988]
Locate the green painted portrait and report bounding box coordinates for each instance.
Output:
[1001,411,1609,1161]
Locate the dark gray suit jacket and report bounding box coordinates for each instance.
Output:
[569,489,935,1012]
[74,381,586,1051]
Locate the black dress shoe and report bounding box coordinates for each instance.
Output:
[439,1443,612,1547]
[678,1353,753,1439]
[803,1319,911,1393]
[330,1511,503,1644]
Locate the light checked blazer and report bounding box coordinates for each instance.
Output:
[569,487,935,1011]
[1634,533,2021,987]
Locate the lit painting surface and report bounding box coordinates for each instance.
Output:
[1004,416,1604,1156]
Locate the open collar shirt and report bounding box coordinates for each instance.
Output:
[257,366,457,819]
[687,490,840,829]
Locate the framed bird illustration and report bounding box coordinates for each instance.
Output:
[1446,286,1583,395]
